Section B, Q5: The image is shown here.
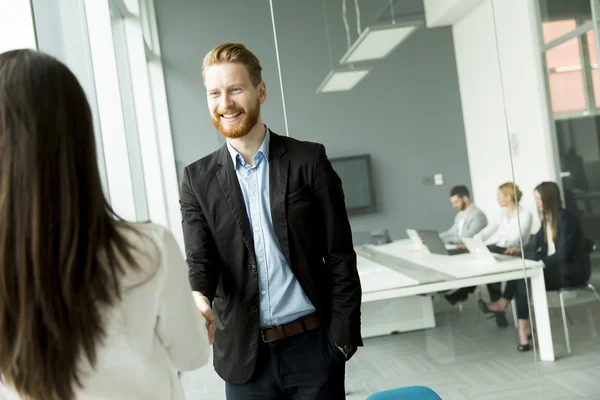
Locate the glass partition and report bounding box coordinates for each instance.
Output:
[484,0,600,398]
[268,0,540,398]
[502,0,600,398]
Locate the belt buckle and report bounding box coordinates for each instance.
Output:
[261,325,283,343]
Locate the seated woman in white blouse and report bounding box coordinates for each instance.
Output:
[445,182,533,327]
[475,182,533,251]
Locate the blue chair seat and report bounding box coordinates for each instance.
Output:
[366,386,442,400]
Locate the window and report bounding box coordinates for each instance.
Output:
[543,20,587,114]
[542,18,600,118]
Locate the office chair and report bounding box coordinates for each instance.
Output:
[552,283,600,354]
[508,281,600,353]
[366,386,442,400]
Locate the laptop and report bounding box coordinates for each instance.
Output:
[406,229,423,246]
[461,237,514,263]
[416,230,469,256]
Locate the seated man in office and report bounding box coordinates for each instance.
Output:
[440,185,488,245]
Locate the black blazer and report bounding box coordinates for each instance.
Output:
[525,208,590,287]
[180,132,362,383]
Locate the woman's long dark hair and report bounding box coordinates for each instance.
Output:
[0,50,140,399]
[535,181,562,242]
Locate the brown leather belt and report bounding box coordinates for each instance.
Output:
[261,313,320,343]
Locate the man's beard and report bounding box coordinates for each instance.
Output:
[211,99,260,139]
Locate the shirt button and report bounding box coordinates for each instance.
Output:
[251,265,257,273]
[250,306,258,313]
[261,290,266,295]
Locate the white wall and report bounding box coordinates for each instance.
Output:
[453,0,558,233]
[154,0,473,239]
[453,2,514,220]
[492,0,559,203]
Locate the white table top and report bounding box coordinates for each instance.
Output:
[358,239,543,297]
[357,255,420,293]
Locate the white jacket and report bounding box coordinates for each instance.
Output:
[2,223,210,400]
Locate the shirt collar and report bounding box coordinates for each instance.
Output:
[226,125,270,169]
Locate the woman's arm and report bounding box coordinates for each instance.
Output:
[155,228,211,372]
[474,217,498,243]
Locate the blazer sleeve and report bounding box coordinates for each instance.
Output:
[180,166,219,302]
[312,144,362,347]
[462,211,488,239]
[440,217,460,244]
[523,227,543,259]
[155,228,211,371]
[543,211,579,268]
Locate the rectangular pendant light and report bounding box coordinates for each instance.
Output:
[339,22,421,65]
[316,67,372,93]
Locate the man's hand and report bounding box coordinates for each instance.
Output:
[193,291,216,345]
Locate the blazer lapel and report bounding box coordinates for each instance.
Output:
[268,133,292,266]
[216,145,256,259]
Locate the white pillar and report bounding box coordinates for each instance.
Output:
[424,0,486,27]
[452,0,557,229]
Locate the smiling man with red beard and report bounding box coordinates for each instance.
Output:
[179,42,362,399]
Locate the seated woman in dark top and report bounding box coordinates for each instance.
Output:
[479,181,591,351]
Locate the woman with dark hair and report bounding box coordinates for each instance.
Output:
[480,181,591,351]
[0,50,209,399]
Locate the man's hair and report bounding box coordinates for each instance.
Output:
[202,42,263,86]
[450,185,470,199]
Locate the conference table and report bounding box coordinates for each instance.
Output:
[356,239,555,362]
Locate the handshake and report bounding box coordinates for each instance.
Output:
[193,292,216,344]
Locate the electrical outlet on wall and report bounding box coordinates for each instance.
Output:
[434,174,444,185]
[422,176,434,186]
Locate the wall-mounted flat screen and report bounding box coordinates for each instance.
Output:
[330,154,376,216]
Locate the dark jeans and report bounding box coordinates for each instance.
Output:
[502,264,564,320]
[225,327,346,400]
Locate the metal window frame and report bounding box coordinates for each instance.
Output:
[543,16,600,118]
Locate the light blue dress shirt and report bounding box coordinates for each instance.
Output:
[226,128,315,328]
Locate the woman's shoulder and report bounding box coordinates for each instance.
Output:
[116,222,175,278]
[558,208,580,225]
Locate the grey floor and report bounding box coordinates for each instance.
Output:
[182,269,600,400]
